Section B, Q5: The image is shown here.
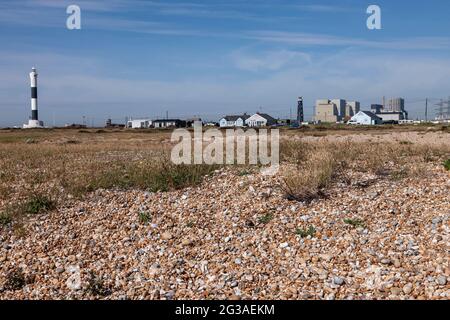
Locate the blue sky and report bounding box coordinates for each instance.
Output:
[1,0,450,126]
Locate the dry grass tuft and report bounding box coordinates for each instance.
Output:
[280,139,450,202]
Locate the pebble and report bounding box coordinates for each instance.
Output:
[161,232,173,240]
[333,276,345,286]
[436,276,447,286]
[403,283,413,295]
[181,239,192,246]
[390,287,401,296]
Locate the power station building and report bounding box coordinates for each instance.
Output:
[370,97,409,123]
[314,99,360,123]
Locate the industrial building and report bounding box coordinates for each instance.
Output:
[315,99,340,123]
[370,98,408,123]
[345,101,360,119]
[386,98,405,112]
[375,112,408,123]
[315,99,360,123]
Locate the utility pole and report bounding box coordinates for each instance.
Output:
[425,98,428,122]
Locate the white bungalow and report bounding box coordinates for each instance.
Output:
[348,111,382,125]
[219,114,250,128]
[245,113,277,127]
[126,119,152,129]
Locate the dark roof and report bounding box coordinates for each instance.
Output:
[256,113,277,122]
[223,115,250,121]
[375,112,404,115]
[360,111,382,120]
[153,119,183,123]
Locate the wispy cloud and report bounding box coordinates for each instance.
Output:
[231,49,311,72]
[295,4,353,13]
[246,31,450,50]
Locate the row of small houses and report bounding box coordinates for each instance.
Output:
[126,118,200,129]
[125,113,279,129]
[219,113,277,128]
[123,111,414,129]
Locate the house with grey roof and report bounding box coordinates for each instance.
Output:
[245,113,277,127]
[348,111,383,125]
[219,114,250,128]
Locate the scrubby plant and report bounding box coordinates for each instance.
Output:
[0,211,12,226]
[259,213,274,224]
[237,169,252,176]
[444,159,450,171]
[280,139,450,202]
[4,268,27,291]
[138,211,151,224]
[296,226,316,238]
[282,146,337,202]
[24,195,55,214]
[186,221,195,228]
[86,271,112,297]
[343,218,365,228]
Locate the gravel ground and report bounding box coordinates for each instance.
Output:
[1,162,448,300]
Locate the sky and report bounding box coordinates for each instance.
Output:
[1,0,450,126]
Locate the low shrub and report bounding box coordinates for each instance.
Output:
[296,226,316,238]
[444,159,450,171]
[24,195,56,214]
[86,271,112,297]
[259,213,274,224]
[0,211,12,226]
[343,218,365,228]
[4,268,27,291]
[138,211,151,224]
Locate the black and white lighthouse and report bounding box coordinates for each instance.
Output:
[24,67,44,128]
[297,96,304,123]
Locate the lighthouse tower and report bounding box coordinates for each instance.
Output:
[297,96,304,123]
[23,67,44,128]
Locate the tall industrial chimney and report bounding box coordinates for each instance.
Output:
[297,97,304,123]
[23,67,44,128]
